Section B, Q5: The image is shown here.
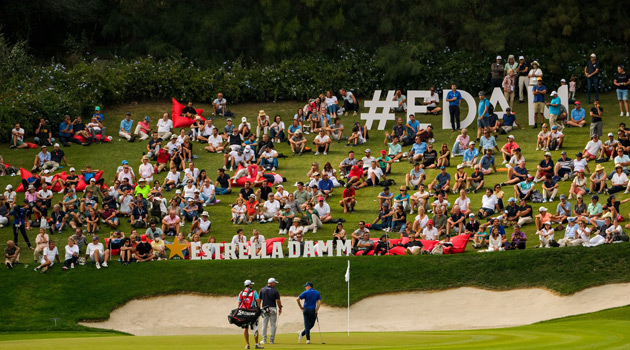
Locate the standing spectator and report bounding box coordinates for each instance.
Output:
[532,78,547,129]
[10,123,28,149]
[34,118,54,146]
[547,91,563,131]
[516,56,529,103]
[476,91,490,141]
[614,65,629,117]
[589,101,604,138]
[491,55,505,88]
[157,113,173,140]
[119,112,135,141]
[502,69,516,109]
[10,204,33,249]
[584,53,600,104]
[446,84,462,131]
[528,61,543,87]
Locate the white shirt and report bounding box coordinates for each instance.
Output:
[231,234,247,246]
[38,189,53,200]
[315,202,331,216]
[200,124,216,135]
[262,149,278,159]
[3,191,16,203]
[12,128,24,141]
[611,172,629,186]
[263,200,281,215]
[481,194,499,210]
[157,119,173,133]
[201,183,215,197]
[573,158,588,172]
[367,166,383,180]
[42,246,58,262]
[64,244,79,260]
[325,96,338,107]
[455,197,471,212]
[183,185,197,198]
[87,122,101,131]
[577,227,591,241]
[274,190,289,199]
[550,131,563,139]
[250,235,266,251]
[288,225,303,237]
[606,224,622,235]
[414,215,429,229]
[207,134,223,147]
[423,227,438,240]
[197,217,211,231]
[315,134,330,144]
[167,141,179,153]
[425,93,439,107]
[86,242,104,257]
[139,163,154,179]
[585,140,603,155]
[117,170,133,183]
[239,122,251,131]
[243,149,256,162]
[362,156,376,168]
[271,121,285,132]
[166,171,180,184]
[184,168,200,182]
[508,154,525,168]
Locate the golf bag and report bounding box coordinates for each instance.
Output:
[228,307,261,329]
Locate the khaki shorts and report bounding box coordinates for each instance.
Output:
[534,102,545,114]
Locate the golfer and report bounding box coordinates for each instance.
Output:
[259,277,283,345]
[238,279,264,349]
[296,281,321,344]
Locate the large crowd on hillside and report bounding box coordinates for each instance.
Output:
[3,53,630,271]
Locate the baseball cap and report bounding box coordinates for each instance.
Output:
[545,152,551,156]
[457,164,464,169]
[312,172,319,176]
[268,278,278,284]
[568,217,575,222]
[576,152,583,157]
[591,53,596,57]
[478,91,485,96]
[144,116,150,121]
[537,77,542,81]
[243,280,254,286]
[121,160,128,165]
[241,117,247,122]
[508,135,514,139]
[381,150,386,154]
[304,282,313,287]
[365,149,371,153]
[560,194,566,199]
[126,112,131,115]
[249,194,256,198]
[175,189,182,194]
[41,145,47,148]
[551,91,558,96]
[469,141,475,145]
[561,151,567,155]
[95,106,101,111]
[469,213,475,217]
[90,178,96,182]
[608,132,614,137]
[518,55,524,60]
[140,234,147,242]
[539,207,547,212]
[54,143,60,147]
[427,219,434,225]
[43,169,50,174]
[69,167,76,172]
[226,118,232,122]
[575,101,581,105]
[552,126,557,130]
[496,55,502,60]
[171,134,178,139]
[544,221,551,226]
[560,79,566,83]
[318,196,324,201]
[92,236,99,241]
[508,197,516,202]
[153,232,161,238]
[28,185,35,190]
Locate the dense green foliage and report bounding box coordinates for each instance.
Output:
[1,243,629,332]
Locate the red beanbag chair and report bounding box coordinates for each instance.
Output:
[16,168,38,192]
[265,237,286,255]
[104,238,120,256]
[384,246,406,255]
[172,98,205,128]
[419,240,438,252]
[73,134,111,143]
[231,165,279,187]
[26,142,38,149]
[50,172,67,192]
[446,234,470,254]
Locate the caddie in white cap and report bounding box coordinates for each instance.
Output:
[237,279,263,349]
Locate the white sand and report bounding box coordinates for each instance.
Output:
[81,283,630,336]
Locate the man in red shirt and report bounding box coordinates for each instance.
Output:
[155,148,171,174]
[346,161,364,188]
[339,183,356,213]
[500,135,519,164]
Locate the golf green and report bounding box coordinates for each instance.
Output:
[2,306,629,349]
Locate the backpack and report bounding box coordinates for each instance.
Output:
[379,179,396,187]
[487,102,494,116]
[530,190,544,203]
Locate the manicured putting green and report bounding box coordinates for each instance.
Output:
[2,307,629,349]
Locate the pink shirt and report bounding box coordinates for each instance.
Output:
[456,134,470,151]
[163,215,180,227]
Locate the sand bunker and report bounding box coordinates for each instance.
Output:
[81,283,630,336]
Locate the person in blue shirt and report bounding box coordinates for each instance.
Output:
[446,84,462,131]
[547,91,562,130]
[318,173,334,198]
[93,106,104,122]
[59,115,82,147]
[9,204,33,249]
[462,142,479,167]
[499,108,524,133]
[297,281,321,344]
[119,112,134,141]
[409,136,427,163]
[568,101,586,127]
[476,91,491,141]
[406,114,420,137]
[429,166,451,194]
[480,149,496,175]
[532,78,547,128]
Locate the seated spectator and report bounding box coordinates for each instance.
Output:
[420,143,438,169]
[331,222,345,245]
[314,196,332,223]
[536,123,551,151]
[339,89,358,116]
[567,101,586,127]
[118,112,135,142]
[582,134,603,161]
[302,202,322,234]
[589,164,607,194]
[466,165,485,193]
[205,128,225,153]
[554,151,573,180]
[357,162,385,189]
[34,118,54,147]
[541,174,559,202]
[408,136,427,164]
[85,236,109,269]
[403,234,424,255]
[479,228,504,252]
[150,232,166,259]
[215,168,232,195]
[609,163,629,194]
[446,205,465,236]
[557,195,572,223]
[161,210,181,236]
[569,169,587,199]
[548,125,565,150]
[405,162,426,190]
[352,231,373,255]
[421,219,438,240]
[339,183,356,214]
[451,129,470,157]
[5,240,20,269]
[557,218,578,247]
[500,135,519,164]
[428,166,451,194]
[478,188,499,219]
[500,108,523,133]
[461,141,479,168]
[479,149,496,175]
[33,240,59,272]
[9,122,29,149]
[133,116,151,141]
[536,221,555,248]
[135,234,155,262]
[258,145,279,171]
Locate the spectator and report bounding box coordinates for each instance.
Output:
[34,118,54,146]
[466,165,485,193]
[556,194,571,223]
[119,112,135,141]
[150,232,166,259]
[156,113,173,140]
[589,164,607,194]
[536,222,555,248]
[428,166,451,194]
[500,108,523,133]
[314,129,331,156]
[339,89,358,116]
[205,128,225,153]
[546,91,563,131]
[557,218,578,247]
[502,69,516,109]
[609,164,628,194]
[479,149,496,175]
[135,234,155,262]
[405,162,426,190]
[85,236,109,269]
[491,55,505,88]
[5,239,21,269]
[314,197,332,223]
[500,135,519,164]
[63,237,79,270]
[532,77,547,129]
[445,84,462,131]
[134,116,151,141]
[614,65,630,116]
[584,53,600,104]
[191,211,212,237]
[516,56,529,102]
[87,116,107,143]
[589,100,603,138]
[568,101,586,127]
[479,228,504,252]
[391,89,407,113]
[462,141,479,168]
[478,188,499,219]
[259,145,279,171]
[161,210,181,236]
[10,123,28,149]
[212,93,229,117]
[569,169,587,199]
[33,240,59,272]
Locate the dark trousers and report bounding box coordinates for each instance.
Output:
[60,136,82,146]
[449,105,461,130]
[64,256,78,268]
[301,308,317,341]
[13,224,32,248]
[491,78,503,88]
[22,179,41,190]
[587,77,599,103]
[343,100,359,113]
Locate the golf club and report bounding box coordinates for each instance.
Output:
[316,315,325,344]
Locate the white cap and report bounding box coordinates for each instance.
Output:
[591,53,596,57]
[245,145,251,150]
[608,132,614,137]
[468,141,475,145]
[268,278,278,284]
[241,117,247,122]
[550,91,558,96]
[560,79,566,83]
[507,135,514,139]
[539,206,548,212]
[244,279,254,286]
[496,55,502,60]
[544,221,551,225]
[69,167,76,172]
[201,211,209,216]
[43,169,50,174]
[518,55,524,60]
[175,189,182,194]
[54,143,60,147]
[457,164,464,169]
[5,184,12,190]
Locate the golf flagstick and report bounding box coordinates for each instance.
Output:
[345,259,350,336]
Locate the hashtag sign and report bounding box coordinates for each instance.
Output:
[361,90,398,130]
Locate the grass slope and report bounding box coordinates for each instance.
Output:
[1,243,629,332]
[2,305,630,349]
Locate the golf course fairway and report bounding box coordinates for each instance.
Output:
[2,305,628,350]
